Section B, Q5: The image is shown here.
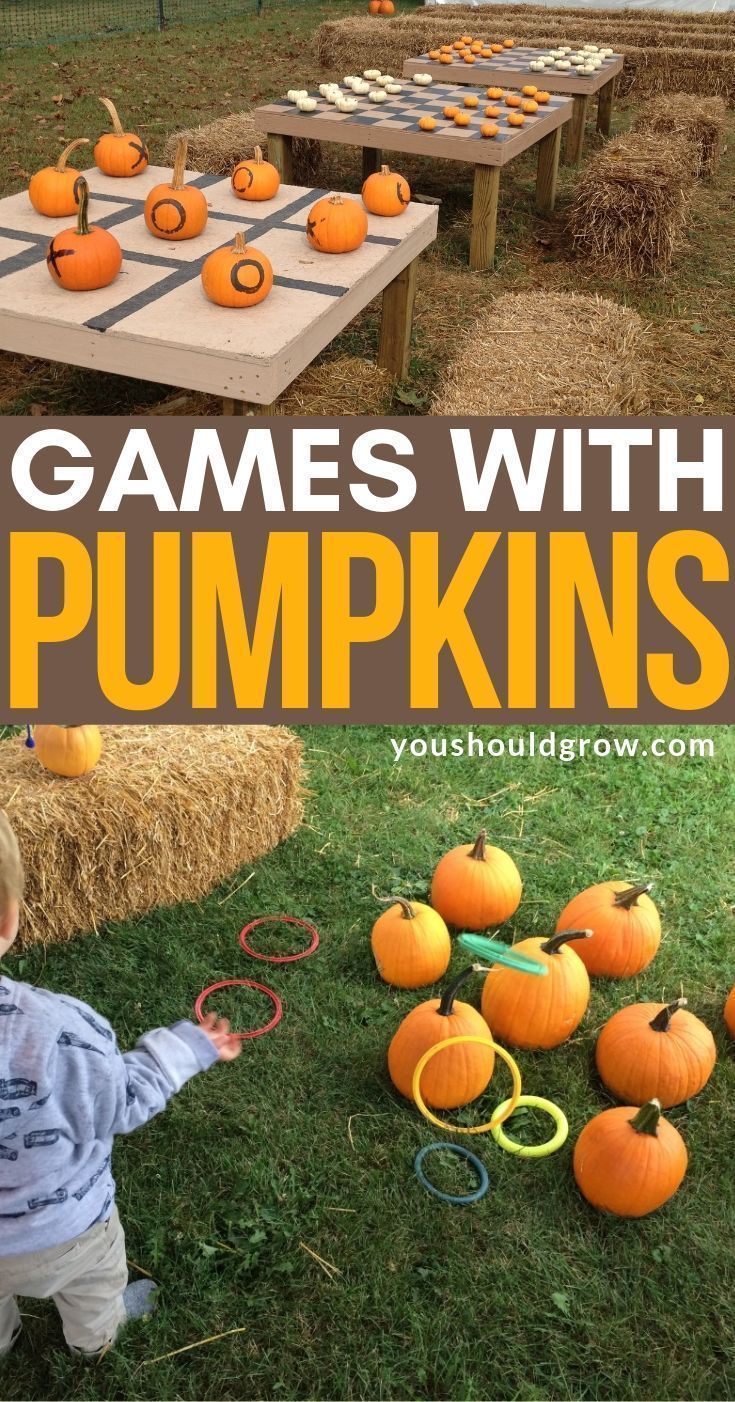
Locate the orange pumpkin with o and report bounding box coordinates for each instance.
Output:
[232,146,280,202]
[201,230,273,309]
[144,139,208,241]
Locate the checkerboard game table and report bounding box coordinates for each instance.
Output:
[255,83,573,272]
[0,166,438,413]
[403,49,624,164]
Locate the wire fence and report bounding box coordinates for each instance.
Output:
[1,0,326,48]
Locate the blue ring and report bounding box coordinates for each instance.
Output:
[413,1142,489,1205]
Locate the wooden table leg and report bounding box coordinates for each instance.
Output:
[362,146,382,182]
[536,125,562,215]
[597,77,615,137]
[377,256,418,380]
[469,164,500,272]
[564,95,589,166]
[222,398,278,415]
[267,133,294,183]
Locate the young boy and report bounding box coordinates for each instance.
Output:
[0,811,241,1358]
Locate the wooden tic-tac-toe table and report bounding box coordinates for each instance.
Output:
[403,48,624,164]
[256,84,573,272]
[0,166,437,412]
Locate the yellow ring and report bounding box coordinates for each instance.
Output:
[490,1094,568,1158]
[411,1034,522,1135]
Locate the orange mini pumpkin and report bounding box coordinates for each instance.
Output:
[454,110,472,125]
[232,145,280,202]
[487,86,504,99]
[480,48,493,58]
[470,41,483,52]
[507,112,526,126]
[46,178,122,291]
[371,896,451,989]
[452,40,465,50]
[144,139,208,242]
[418,116,437,132]
[522,85,538,96]
[464,94,479,108]
[94,97,148,178]
[362,163,410,215]
[481,930,591,1049]
[725,985,735,1037]
[428,49,442,59]
[29,138,90,218]
[444,105,460,119]
[388,966,495,1109]
[491,43,504,53]
[201,230,273,309]
[506,94,522,107]
[431,829,522,930]
[33,723,103,777]
[556,880,661,978]
[535,90,550,103]
[460,33,473,43]
[503,38,515,47]
[573,1100,687,1218]
[439,53,453,63]
[596,997,716,1108]
[306,193,368,253]
[462,53,476,63]
[522,100,539,114]
[484,104,501,118]
[440,45,453,53]
[480,122,499,138]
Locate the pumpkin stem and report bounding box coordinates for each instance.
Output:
[379,163,391,175]
[649,997,688,1032]
[614,882,652,909]
[75,178,91,236]
[438,965,477,1017]
[99,97,124,137]
[171,138,189,192]
[24,724,35,750]
[468,830,487,862]
[328,193,345,206]
[540,929,593,955]
[55,138,90,172]
[374,895,416,920]
[629,1099,662,1136]
[253,145,264,164]
[233,231,248,255]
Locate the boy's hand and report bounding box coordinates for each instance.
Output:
[199,1013,243,1061]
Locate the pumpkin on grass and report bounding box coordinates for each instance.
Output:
[306,193,367,253]
[362,164,410,216]
[33,724,102,778]
[94,97,148,177]
[371,896,451,989]
[29,139,90,217]
[46,179,122,291]
[481,930,591,1049]
[431,829,522,930]
[725,985,735,1037]
[144,139,208,242]
[556,880,661,977]
[596,997,716,1107]
[232,146,280,202]
[201,231,273,309]
[573,1099,687,1217]
[388,966,494,1108]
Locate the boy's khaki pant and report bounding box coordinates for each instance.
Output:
[0,1207,128,1356]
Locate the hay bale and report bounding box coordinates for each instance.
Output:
[1,726,303,947]
[431,292,648,416]
[280,356,392,415]
[163,112,321,185]
[568,133,693,278]
[634,95,727,177]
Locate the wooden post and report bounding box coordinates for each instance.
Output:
[564,95,589,166]
[377,256,418,380]
[362,147,382,182]
[469,164,501,272]
[222,398,279,415]
[597,77,615,137]
[267,133,293,183]
[535,125,562,215]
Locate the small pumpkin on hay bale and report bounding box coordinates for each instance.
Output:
[163,112,320,184]
[431,292,648,417]
[633,95,727,178]
[1,725,303,947]
[568,133,693,280]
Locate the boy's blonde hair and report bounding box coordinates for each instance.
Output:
[0,812,24,911]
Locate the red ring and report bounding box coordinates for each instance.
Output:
[239,915,319,964]
[194,979,282,1040]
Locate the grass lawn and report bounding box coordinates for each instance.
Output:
[1,3,734,415]
[1,724,734,1401]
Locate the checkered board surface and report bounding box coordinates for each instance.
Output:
[0,167,437,403]
[256,82,572,167]
[404,47,624,96]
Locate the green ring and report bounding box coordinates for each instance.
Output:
[490,1094,568,1159]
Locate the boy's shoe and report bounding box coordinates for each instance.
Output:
[123,1279,159,1322]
